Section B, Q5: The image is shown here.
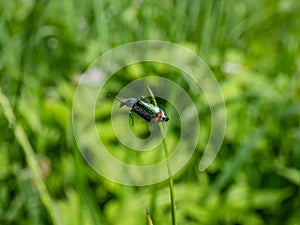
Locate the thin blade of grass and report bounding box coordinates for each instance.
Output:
[146,208,154,225]
[147,85,177,225]
[0,88,62,225]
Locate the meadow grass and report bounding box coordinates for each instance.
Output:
[0,0,299,224]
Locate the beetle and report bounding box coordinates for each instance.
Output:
[110,94,169,126]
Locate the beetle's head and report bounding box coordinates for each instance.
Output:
[161,113,169,122]
[157,110,169,122]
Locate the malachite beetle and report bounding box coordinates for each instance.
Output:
[110,94,169,126]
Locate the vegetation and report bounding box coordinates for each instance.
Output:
[0,0,299,225]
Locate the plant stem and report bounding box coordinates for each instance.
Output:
[0,88,62,225]
[146,208,154,225]
[147,86,177,225]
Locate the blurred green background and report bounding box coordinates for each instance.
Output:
[0,0,300,225]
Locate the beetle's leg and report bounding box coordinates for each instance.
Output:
[140,96,152,103]
[150,117,159,124]
[148,122,152,130]
[129,111,134,126]
[144,96,154,105]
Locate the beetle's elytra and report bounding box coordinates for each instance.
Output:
[110,94,169,126]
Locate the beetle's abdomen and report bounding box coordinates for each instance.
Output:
[131,102,155,122]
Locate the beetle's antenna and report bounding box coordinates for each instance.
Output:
[108,94,122,102]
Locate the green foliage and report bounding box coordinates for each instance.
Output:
[1,0,300,225]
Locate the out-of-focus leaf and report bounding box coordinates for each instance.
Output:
[0,144,10,179]
[18,90,42,133]
[58,190,94,225]
[276,167,300,186]
[250,188,293,209]
[43,100,70,129]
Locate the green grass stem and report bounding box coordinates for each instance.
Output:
[0,87,62,225]
[147,85,177,225]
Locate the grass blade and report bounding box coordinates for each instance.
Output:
[147,85,177,225]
